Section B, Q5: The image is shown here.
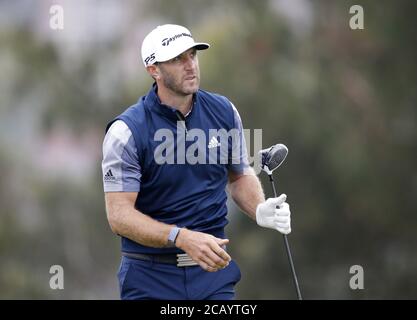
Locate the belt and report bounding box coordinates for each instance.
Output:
[122,251,199,267]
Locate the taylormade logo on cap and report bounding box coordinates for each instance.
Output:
[141,24,210,67]
[161,33,192,47]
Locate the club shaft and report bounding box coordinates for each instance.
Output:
[269,175,303,300]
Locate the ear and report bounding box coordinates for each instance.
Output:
[146,64,159,79]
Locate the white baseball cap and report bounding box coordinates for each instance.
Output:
[141,24,210,67]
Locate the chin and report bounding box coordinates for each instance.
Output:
[183,85,199,95]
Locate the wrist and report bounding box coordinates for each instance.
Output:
[167,226,181,247]
[255,203,262,225]
[174,227,189,249]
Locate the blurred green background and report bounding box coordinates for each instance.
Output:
[0,0,416,299]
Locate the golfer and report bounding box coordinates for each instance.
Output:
[102,24,291,300]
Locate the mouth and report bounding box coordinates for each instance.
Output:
[184,75,197,81]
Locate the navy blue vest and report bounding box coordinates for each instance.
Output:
[106,85,237,254]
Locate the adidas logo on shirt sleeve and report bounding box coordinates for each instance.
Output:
[104,169,117,182]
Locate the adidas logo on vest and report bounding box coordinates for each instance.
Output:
[208,136,221,149]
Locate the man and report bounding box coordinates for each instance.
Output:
[102,24,291,300]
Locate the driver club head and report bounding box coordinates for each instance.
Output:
[259,143,288,175]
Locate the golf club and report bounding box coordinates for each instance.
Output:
[259,144,303,300]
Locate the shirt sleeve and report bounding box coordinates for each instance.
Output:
[227,102,251,174]
[102,120,141,192]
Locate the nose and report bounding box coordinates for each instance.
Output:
[184,55,196,71]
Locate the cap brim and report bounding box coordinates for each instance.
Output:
[193,42,210,50]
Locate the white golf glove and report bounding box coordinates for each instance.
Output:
[256,194,291,234]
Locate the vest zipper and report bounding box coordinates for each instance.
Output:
[175,110,188,136]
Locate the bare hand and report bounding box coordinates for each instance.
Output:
[175,229,231,272]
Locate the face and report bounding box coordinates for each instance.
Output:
[155,48,200,96]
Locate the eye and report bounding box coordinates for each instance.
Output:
[168,56,182,64]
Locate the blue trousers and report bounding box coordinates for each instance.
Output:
[117,256,241,300]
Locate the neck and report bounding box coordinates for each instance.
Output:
[156,84,193,115]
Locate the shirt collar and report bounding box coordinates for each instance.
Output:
[143,83,196,121]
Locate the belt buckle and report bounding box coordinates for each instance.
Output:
[176,253,198,267]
